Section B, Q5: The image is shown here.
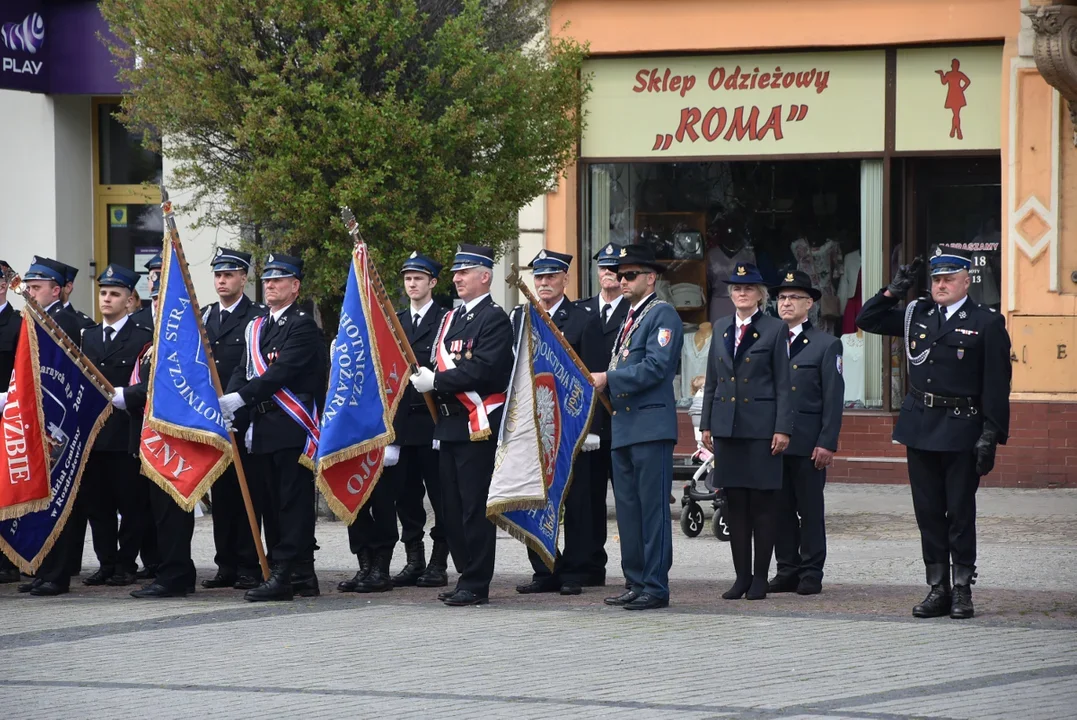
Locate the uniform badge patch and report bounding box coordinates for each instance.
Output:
[957,349,964,359]
[836,355,843,376]
[657,328,672,347]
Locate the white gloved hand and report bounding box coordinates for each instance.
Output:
[582,433,601,452]
[0,391,7,409]
[219,392,245,415]
[432,439,440,451]
[409,367,435,394]
[384,445,400,467]
[111,387,127,411]
[244,423,253,453]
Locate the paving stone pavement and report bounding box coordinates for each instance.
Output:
[1,484,1075,719]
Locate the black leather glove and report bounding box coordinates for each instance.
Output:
[974,429,998,476]
[887,257,923,297]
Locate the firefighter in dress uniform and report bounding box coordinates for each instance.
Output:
[512,250,601,597]
[408,244,514,606]
[221,254,324,602]
[200,249,269,591]
[857,248,1011,619]
[574,242,628,587]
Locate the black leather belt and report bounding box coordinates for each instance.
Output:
[910,387,978,410]
[254,394,313,414]
[437,402,467,417]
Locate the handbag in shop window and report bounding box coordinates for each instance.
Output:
[673,231,703,260]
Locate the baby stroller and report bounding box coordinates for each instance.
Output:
[679,429,730,541]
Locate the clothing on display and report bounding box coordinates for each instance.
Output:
[791,237,843,335]
[837,250,861,314]
[840,269,862,335]
[680,323,713,404]
[841,330,866,407]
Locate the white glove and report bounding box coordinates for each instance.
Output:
[432,439,440,451]
[384,445,400,467]
[244,424,253,453]
[219,392,245,415]
[111,387,127,411]
[409,367,435,394]
[0,391,7,409]
[582,433,601,452]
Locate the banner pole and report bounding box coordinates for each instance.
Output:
[3,269,115,398]
[340,207,439,423]
[505,265,613,415]
[160,189,271,582]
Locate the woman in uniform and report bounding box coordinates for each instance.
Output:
[700,263,794,600]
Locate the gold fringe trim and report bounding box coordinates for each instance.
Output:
[139,434,233,513]
[488,512,556,571]
[485,496,546,516]
[0,348,113,574]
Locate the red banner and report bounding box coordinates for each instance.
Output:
[0,315,51,519]
[140,424,229,504]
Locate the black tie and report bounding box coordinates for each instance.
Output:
[451,306,464,328]
[601,303,611,326]
[104,326,115,347]
[938,304,947,329]
[413,313,421,331]
[219,309,230,327]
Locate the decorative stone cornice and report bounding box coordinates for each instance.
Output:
[1023,2,1077,145]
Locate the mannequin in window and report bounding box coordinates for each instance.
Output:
[681,321,712,402]
[707,224,755,325]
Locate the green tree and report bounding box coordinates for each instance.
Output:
[100,0,588,312]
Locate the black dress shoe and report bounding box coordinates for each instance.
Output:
[515,579,560,594]
[442,589,487,606]
[131,582,187,599]
[415,565,448,587]
[245,576,294,602]
[29,581,69,596]
[106,570,138,587]
[796,577,822,595]
[135,565,159,580]
[0,567,21,583]
[83,568,114,586]
[437,588,458,601]
[767,575,799,593]
[201,571,237,589]
[912,583,952,618]
[18,578,43,593]
[624,592,669,610]
[603,589,638,607]
[559,582,582,596]
[722,575,753,600]
[950,584,974,619]
[746,576,768,600]
[233,575,260,590]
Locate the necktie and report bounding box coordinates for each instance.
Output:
[104,326,115,347]
[220,309,230,326]
[413,313,421,331]
[735,323,747,351]
[601,303,611,326]
[788,329,795,356]
[617,309,635,349]
[452,306,464,328]
[938,304,947,329]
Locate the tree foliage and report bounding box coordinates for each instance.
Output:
[100,0,588,309]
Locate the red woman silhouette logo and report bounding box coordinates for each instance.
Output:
[936,58,971,140]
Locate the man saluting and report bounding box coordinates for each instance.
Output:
[857,247,1011,619]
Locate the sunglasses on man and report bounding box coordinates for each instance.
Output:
[616,270,652,282]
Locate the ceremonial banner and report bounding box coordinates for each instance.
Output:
[0,309,112,572]
[487,305,597,568]
[315,244,406,524]
[141,235,233,510]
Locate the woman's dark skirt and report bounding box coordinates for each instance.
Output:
[713,437,783,490]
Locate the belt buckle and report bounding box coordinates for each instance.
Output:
[438,403,451,417]
[922,392,935,408]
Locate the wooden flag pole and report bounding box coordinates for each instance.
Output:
[161,189,271,582]
[340,207,439,423]
[4,269,114,398]
[505,265,613,415]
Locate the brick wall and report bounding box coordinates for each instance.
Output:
[675,401,1077,488]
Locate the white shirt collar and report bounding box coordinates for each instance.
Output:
[220,296,243,314]
[629,293,654,313]
[270,303,293,322]
[462,293,489,313]
[103,314,128,337]
[410,298,435,321]
[64,301,72,309]
[788,322,805,340]
[43,300,60,313]
[735,311,757,329]
[600,294,623,313]
[0,302,7,315]
[544,297,565,317]
[941,295,968,317]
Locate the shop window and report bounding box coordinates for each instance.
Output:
[97,102,163,186]
[585,159,883,409]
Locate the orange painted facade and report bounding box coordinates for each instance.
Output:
[546,0,1076,485]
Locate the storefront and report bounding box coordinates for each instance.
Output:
[546,0,1077,487]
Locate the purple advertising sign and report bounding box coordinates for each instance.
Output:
[1,0,124,95]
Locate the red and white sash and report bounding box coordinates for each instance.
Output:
[246,316,320,466]
[433,310,505,441]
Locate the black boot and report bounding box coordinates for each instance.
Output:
[950,564,976,619]
[245,564,294,602]
[291,561,320,597]
[912,563,951,618]
[338,548,372,592]
[391,540,427,587]
[415,540,449,588]
[356,548,393,593]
